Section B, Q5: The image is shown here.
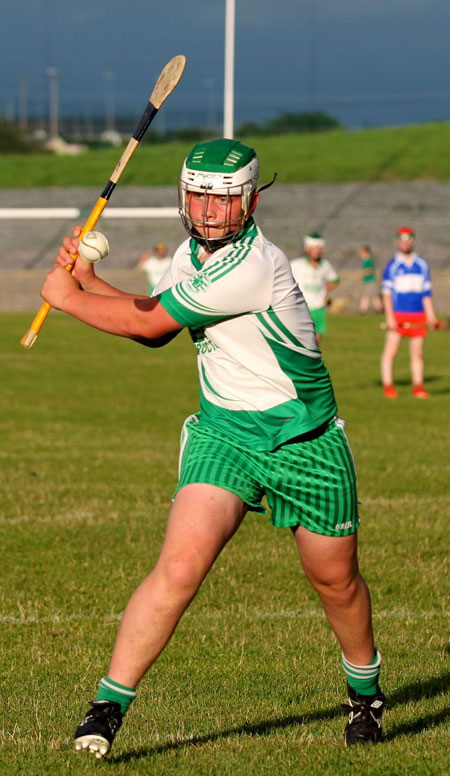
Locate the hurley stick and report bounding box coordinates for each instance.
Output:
[21,54,186,349]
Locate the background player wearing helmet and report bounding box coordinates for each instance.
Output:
[381,227,438,399]
[41,139,384,755]
[290,234,339,345]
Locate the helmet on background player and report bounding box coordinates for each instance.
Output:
[395,226,415,254]
[178,138,260,251]
[304,233,325,250]
[396,226,415,241]
[304,232,325,261]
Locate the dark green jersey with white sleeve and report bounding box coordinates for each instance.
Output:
[157,219,337,450]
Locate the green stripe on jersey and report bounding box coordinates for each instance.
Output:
[175,282,218,314]
[257,309,321,355]
[200,362,236,402]
[206,232,256,282]
[265,308,320,353]
[159,287,225,327]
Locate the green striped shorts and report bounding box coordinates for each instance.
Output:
[175,415,359,536]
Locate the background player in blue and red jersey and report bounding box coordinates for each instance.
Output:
[380,227,438,399]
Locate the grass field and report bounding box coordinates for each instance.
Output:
[1,312,449,775]
[2,122,450,187]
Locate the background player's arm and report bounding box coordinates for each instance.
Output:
[137,250,152,270]
[423,296,438,328]
[382,290,396,329]
[325,262,339,297]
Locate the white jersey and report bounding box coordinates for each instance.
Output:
[156,220,337,450]
[141,256,172,293]
[290,256,339,310]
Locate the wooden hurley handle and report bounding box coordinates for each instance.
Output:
[20,54,186,349]
[20,197,109,348]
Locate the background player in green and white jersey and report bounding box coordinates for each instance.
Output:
[358,244,383,314]
[137,240,172,295]
[41,138,385,756]
[290,234,339,345]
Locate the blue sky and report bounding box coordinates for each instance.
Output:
[1,0,450,130]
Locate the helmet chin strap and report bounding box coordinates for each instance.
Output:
[191,224,247,253]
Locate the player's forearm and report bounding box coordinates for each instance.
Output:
[423,296,437,323]
[63,289,175,342]
[382,293,395,327]
[382,292,393,316]
[79,272,148,300]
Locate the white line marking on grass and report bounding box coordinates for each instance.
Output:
[0,510,160,525]
[1,609,449,625]
[361,496,450,505]
[0,613,122,624]
[1,507,164,526]
[0,512,98,525]
[3,496,447,527]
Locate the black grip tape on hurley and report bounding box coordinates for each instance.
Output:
[100,180,116,200]
[133,102,158,142]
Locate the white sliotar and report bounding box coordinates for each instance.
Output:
[78,231,110,263]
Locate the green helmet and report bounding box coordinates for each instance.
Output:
[178,138,259,250]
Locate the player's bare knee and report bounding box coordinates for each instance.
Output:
[307,568,360,606]
[159,553,206,597]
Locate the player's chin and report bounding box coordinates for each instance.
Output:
[204,229,228,240]
[193,227,228,241]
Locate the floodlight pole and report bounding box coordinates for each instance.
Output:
[223,0,235,138]
[46,67,59,138]
[19,77,28,131]
[104,71,116,132]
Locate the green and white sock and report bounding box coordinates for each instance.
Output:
[96,677,137,715]
[342,649,381,696]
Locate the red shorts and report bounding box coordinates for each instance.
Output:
[394,312,427,338]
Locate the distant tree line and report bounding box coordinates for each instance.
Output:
[0,121,42,153]
[0,110,342,153]
[140,111,342,143]
[236,111,342,135]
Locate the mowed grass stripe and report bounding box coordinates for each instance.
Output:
[1,494,448,525]
[1,608,449,625]
[1,312,449,776]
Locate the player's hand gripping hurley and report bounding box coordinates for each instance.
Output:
[21,54,186,349]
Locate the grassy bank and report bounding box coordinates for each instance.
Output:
[2,122,450,187]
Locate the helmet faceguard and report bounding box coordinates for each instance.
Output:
[178,138,259,252]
